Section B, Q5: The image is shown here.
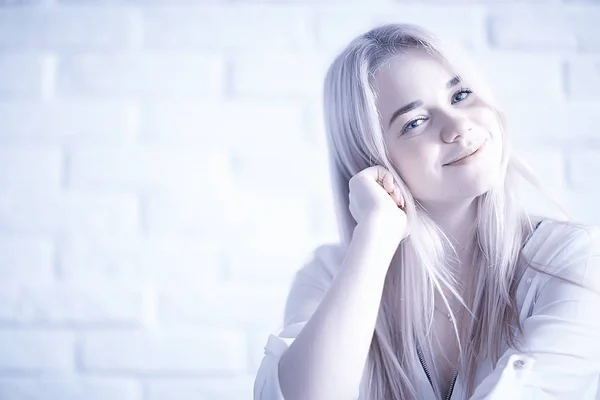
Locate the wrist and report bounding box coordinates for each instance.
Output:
[355,215,406,247]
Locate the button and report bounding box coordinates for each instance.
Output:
[526,278,532,284]
[513,359,525,368]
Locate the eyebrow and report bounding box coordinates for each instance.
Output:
[387,76,462,129]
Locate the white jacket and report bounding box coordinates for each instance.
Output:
[254,220,600,399]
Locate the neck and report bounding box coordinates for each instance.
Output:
[420,198,478,252]
[419,198,479,289]
[419,198,480,311]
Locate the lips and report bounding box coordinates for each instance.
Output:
[444,141,486,166]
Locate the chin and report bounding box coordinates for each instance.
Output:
[445,169,503,199]
[409,163,504,202]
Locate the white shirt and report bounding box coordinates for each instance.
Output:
[253,220,600,399]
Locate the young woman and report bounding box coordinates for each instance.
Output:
[253,23,600,400]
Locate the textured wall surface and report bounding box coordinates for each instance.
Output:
[0,0,599,399]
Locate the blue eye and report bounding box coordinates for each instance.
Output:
[401,117,428,134]
[452,88,473,104]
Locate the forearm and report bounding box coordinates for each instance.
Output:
[278,219,402,400]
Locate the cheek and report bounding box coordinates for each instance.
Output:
[472,106,501,135]
[390,145,418,173]
[389,144,440,191]
[478,111,504,156]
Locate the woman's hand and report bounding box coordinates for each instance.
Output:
[348,166,409,241]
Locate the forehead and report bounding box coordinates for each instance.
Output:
[372,49,455,109]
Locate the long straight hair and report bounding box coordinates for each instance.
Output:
[322,23,569,399]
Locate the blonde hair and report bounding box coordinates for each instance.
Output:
[323,23,568,399]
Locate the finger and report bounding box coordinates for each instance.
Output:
[397,193,406,210]
[382,178,405,210]
[388,185,402,208]
[364,166,398,197]
[363,165,389,180]
[378,170,396,194]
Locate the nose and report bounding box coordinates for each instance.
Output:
[439,110,473,143]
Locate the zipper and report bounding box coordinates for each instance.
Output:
[416,345,433,388]
[445,371,458,400]
[416,345,458,400]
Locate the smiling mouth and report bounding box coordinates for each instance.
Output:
[444,142,485,166]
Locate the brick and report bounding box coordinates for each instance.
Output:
[230,141,332,196]
[82,329,246,373]
[145,377,254,400]
[230,53,327,99]
[0,284,144,326]
[503,99,600,146]
[0,101,137,143]
[0,377,140,400]
[489,5,600,51]
[0,330,75,371]
[566,56,600,99]
[470,51,563,102]
[144,194,237,237]
[57,53,223,98]
[222,193,317,282]
[563,188,600,226]
[0,54,45,98]
[225,192,314,238]
[68,145,233,195]
[225,234,316,284]
[410,0,557,2]
[315,4,487,51]
[307,194,340,243]
[60,236,223,285]
[0,8,137,50]
[142,5,313,51]
[567,149,600,189]
[488,6,578,51]
[562,101,600,141]
[0,237,54,284]
[501,100,568,146]
[0,191,139,236]
[139,100,307,149]
[0,146,63,192]
[0,0,44,5]
[156,283,288,326]
[0,100,139,143]
[233,0,385,2]
[58,0,220,3]
[571,11,600,51]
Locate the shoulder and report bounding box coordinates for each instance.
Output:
[292,243,347,289]
[525,219,600,283]
[282,243,347,326]
[529,219,598,259]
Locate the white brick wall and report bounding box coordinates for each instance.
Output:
[0,377,141,400]
[0,330,75,370]
[81,329,247,373]
[0,1,598,399]
[0,54,46,97]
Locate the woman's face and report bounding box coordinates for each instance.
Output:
[372,49,504,204]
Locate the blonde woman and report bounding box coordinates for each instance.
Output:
[253,23,600,400]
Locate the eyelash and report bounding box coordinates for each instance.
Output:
[400,87,474,135]
[451,87,473,105]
